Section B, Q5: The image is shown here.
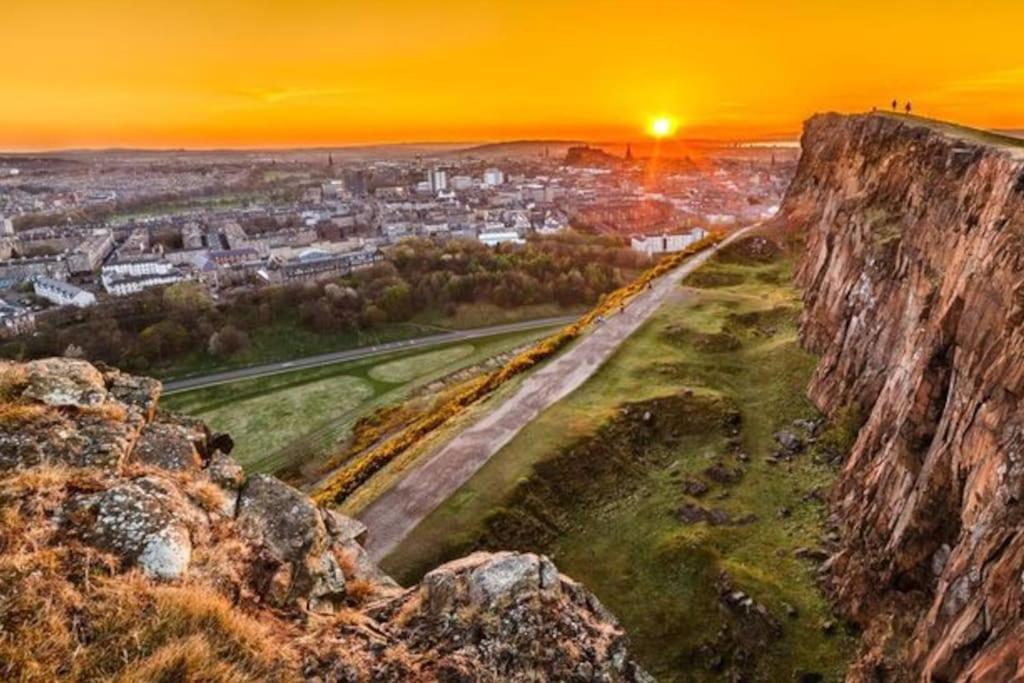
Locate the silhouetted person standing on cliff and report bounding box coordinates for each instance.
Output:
[905,101,912,114]
[892,99,898,112]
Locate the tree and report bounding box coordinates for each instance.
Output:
[378,283,414,322]
[138,321,189,362]
[208,325,250,357]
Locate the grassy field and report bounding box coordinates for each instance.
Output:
[156,303,583,380]
[157,318,443,380]
[163,328,553,477]
[384,240,853,681]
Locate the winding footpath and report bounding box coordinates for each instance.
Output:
[359,226,757,560]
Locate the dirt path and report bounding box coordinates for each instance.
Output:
[359,227,755,561]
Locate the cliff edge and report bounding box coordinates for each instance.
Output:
[0,357,649,681]
[784,113,1024,681]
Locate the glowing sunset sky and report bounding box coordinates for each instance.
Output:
[4,1,1024,150]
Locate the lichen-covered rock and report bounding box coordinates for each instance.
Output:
[22,357,108,407]
[131,419,204,472]
[237,473,346,610]
[784,112,1024,680]
[205,451,245,515]
[1,358,649,680]
[0,407,145,470]
[321,507,398,589]
[100,364,161,419]
[372,551,651,682]
[80,475,206,579]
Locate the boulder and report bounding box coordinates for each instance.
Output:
[130,420,204,472]
[100,365,161,419]
[1,407,145,470]
[22,357,108,408]
[236,474,346,610]
[82,475,206,579]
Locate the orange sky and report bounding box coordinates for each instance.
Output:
[4,1,1024,150]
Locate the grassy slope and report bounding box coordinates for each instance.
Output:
[384,248,853,681]
[164,328,552,475]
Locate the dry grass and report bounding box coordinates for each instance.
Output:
[0,363,28,401]
[76,402,129,423]
[0,402,54,429]
[0,464,301,682]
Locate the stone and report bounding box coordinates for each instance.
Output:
[703,461,742,485]
[774,430,803,454]
[21,357,107,408]
[81,475,205,579]
[236,474,345,608]
[681,477,710,497]
[130,420,203,472]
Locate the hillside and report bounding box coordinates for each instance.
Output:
[0,358,649,681]
[783,112,1024,680]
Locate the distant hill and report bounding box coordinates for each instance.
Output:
[442,140,585,160]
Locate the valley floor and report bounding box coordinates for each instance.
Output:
[383,239,854,681]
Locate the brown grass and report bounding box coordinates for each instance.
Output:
[76,402,129,423]
[0,363,28,400]
[0,402,54,428]
[0,463,301,682]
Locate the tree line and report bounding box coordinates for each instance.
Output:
[1,234,650,372]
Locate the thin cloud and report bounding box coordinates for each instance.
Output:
[232,87,354,104]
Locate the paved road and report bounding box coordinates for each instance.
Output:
[162,316,576,394]
[359,227,755,561]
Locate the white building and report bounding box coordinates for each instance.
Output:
[101,260,186,296]
[428,168,448,193]
[450,175,473,191]
[482,168,505,187]
[0,215,13,237]
[33,277,97,308]
[630,227,708,256]
[479,230,525,247]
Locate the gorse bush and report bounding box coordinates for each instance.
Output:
[314,232,725,505]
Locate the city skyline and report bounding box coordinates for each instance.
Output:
[4,1,1024,150]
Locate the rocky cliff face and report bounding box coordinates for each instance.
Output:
[784,113,1024,681]
[0,357,649,681]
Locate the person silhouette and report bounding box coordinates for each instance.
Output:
[891,99,898,112]
[905,101,912,114]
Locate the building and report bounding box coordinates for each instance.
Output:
[33,277,97,308]
[0,215,13,236]
[630,227,708,256]
[428,168,448,193]
[67,229,115,274]
[0,300,35,338]
[278,247,381,282]
[478,230,525,247]
[101,260,186,296]
[482,168,505,187]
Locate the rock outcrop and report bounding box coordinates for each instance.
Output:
[783,113,1024,680]
[0,357,648,681]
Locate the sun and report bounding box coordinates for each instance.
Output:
[649,116,676,138]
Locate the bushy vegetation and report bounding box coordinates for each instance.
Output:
[0,233,646,375]
[386,238,854,681]
[312,233,724,505]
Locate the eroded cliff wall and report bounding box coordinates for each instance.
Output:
[785,113,1024,681]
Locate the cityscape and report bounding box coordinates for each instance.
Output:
[3,2,1024,682]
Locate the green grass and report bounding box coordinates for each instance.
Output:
[163,327,554,477]
[156,318,440,380]
[155,304,584,380]
[384,248,852,681]
[368,345,474,384]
